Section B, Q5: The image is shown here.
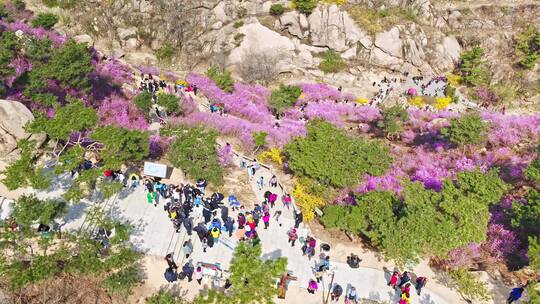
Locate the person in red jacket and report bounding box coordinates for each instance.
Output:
[388,271,399,289]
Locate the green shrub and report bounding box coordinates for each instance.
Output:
[459,46,488,86]
[285,120,392,188]
[293,0,319,14]
[515,26,540,69]
[2,140,52,190]
[146,290,184,304]
[90,126,150,170]
[0,5,8,19]
[133,91,153,117]
[269,85,302,114]
[102,265,142,296]
[449,268,490,303]
[252,131,267,149]
[233,20,244,28]
[25,38,53,62]
[320,169,507,265]
[320,204,349,228]
[14,0,26,11]
[206,65,234,93]
[155,42,175,62]
[0,31,20,77]
[525,146,540,182]
[377,105,408,136]
[164,126,224,186]
[31,13,59,29]
[510,189,540,237]
[157,93,181,115]
[440,112,489,146]
[41,0,58,7]
[269,4,285,16]
[528,236,540,272]
[319,50,346,74]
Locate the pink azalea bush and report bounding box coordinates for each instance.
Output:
[304,101,381,127]
[136,65,160,75]
[6,56,32,87]
[149,135,171,157]
[186,73,273,124]
[94,58,134,85]
[97,96,149,131]
[299,83,342,102]
[218,144,233,166]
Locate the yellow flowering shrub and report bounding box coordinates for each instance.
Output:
[175,79,188,86]
[408,96,425,107]
[435,97,451,110]
[299,93,305,100]
[258,148,284,165]
[446,73,461,87]
[292,181,325,222]
[355,97,369,104]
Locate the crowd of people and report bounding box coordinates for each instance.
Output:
[137,158,293,287]
[137,73,198,123]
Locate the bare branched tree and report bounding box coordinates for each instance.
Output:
[237,47,285,86]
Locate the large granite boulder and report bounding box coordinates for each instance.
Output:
[308,4,372,52]
[375,27,403,58]
[0,100,45,171]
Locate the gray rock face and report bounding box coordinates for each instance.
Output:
[375,27,402,58]
[308,4,371,52]
[117,27,137,40]
[0,100,45,170]
[279,11,306,39]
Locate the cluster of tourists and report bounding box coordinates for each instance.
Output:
[388,271,428,303]
[139,169,291,284]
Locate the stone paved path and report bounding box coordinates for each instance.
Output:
[55,148,449,303]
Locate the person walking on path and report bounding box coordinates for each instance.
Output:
[416,276,427,296]
[288,228,298,246]
[183,216,193,236]
[398,271,411,288]
[195,266,203,285]
[147,190,154,205]
[388,271,399,289]
[401,283,411,298]
[507,287,524,303]
[201,236,208,253]
[283,193,292,209]
[224,216,235,237]
[165,253,177,270]
[182,261,194,282]
[331,284,343,302]
[262,212,270,229]
[269,175,278,187]
[182,239,193,259]
[257,176,265,191]
[307,279,318,294]
[294,209,303,228]
[345,286,358,304]
[314,265,324,283]
[268,193,278,208]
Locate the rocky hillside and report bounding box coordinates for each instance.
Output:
[26,0,540,108]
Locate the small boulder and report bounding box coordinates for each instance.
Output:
[74,34,94,46]
[117,27,137,40]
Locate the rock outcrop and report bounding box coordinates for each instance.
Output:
[308,5,372,51]
[0,100,45,171]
